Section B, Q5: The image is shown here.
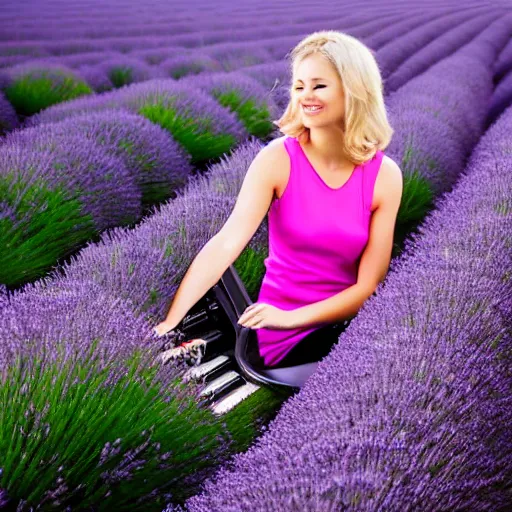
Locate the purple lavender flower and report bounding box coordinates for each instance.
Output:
[0,200,16,224]
[94,55,165,88]
[159,53,223,80]
[28,78,247,164]
[0,55,32,68]
[376,8,493,80]
[182,136,264,200]
[20,110,193,206]
[203,41,273,71]
[494,37,512,83]
[262,34,304,60]
[240,61,291,112]
[128,46,183,66]
[113,79,248,163]
[1,130,141,230]
[240,60,290,91]
[0,42,51,61]
[54,51,126,68]
[24,88,125,127]
[75,64,114,92]
[0,489,8,508]
[0,90,18,136]
[386,49,494,196]
[385,12,505,92]
[487,70,512,127]
[366,10,457,49]
[0,145,97,287]
[179,71,279,138]
[0,277,157,372]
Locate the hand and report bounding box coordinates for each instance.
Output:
[237,303,294,330]
[153,320,179,337]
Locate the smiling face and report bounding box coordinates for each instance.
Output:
[292,52,346,129]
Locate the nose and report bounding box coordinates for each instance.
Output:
[296,86,320,103]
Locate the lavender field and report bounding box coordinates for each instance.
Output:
[0,0,511,510]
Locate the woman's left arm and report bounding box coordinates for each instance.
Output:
[289,157,403,329]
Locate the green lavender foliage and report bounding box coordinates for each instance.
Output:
[394,168,434,258]
[214,90,274,138]
[0,344,229,511]
[4,71,92,116]
[0,175,95,288]
[108,67,134,88]
[138,103,238,164]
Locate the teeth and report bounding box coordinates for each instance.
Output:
[304,106,322,111]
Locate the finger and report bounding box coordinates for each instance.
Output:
[244,315,258,329]
[252,318,265,329]
[241,305,256,318]
[239,305,262,323]
[249,313,265,328]
[243,304,260,316]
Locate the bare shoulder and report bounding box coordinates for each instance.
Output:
[372,155,403,212]
[264,135,289,161]
[258,136,290,200]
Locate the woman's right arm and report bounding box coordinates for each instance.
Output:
[154,138,286,336]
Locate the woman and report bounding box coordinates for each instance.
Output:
[154,30,403,369]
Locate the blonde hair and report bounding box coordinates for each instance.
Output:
[275,31,393,164]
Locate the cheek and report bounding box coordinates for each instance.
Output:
[329,96,345,116]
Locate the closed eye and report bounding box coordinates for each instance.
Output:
[294,85,326,90]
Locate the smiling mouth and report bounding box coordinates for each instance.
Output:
[303,105,324,113]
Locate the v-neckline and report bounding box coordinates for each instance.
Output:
[296,138,360,191]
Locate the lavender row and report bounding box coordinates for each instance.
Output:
[375,5,496,79]
[0,8,453,75]
[0,276,284,510]
[494,36,512,83]
[4,109,192,206]
[487,37,512,126]
[1,71,282,286]
[0,8,474,74]
[0,11,394,46]
[0,63,97,118]
[0,7,496,116]
[25,73,273,156]
[374,19,509,249]
[0,12,383,60]
[0,12,409,94]
[173,90,512,512]
[488,70,512,126]
[385,11,508,92]
[0,2,470,45]
[0,6,464,42]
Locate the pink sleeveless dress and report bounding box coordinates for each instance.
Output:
[256,135,384,367]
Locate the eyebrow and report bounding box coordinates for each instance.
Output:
[294,78,327,83]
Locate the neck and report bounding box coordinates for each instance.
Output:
[304,128,352,169]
